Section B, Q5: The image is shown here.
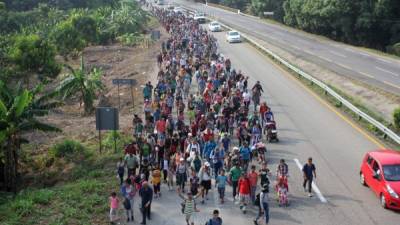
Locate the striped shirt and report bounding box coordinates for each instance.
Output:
[184,199,195,214]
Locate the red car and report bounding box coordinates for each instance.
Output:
[360,149,400,210]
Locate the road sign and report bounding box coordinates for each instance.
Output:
[95,107,119,153]
[151,30,161,40]
[264,12,274,16]
[112,79,137,85]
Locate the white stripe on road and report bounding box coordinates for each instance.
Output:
[294,158,328,203]
[383,81,400,90]
[329,50,347,58]
[375,66,399,77]
[377,58,393,64]
[319,55,333,63]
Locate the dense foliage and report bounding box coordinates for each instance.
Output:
[0,0,149,192]
[214,0,400,55]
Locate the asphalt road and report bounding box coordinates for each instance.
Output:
[130,17,400,225]
[171,0,400,95]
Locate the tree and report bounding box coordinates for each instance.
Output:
[50,20,86,57]
[70,10,99,44]
[8,34,61,82]
[250,0,285,21]
[0,81,61,193]
[57,57,104,115]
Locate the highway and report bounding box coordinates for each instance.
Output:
[172,0,400,95]
[132,10,400,224]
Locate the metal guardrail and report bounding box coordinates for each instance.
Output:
[179,5,400,145]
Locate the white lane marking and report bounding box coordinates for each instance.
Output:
[377,58,393,64]
[329,50,347,58]
[319,55,333,63]
[344,48,356,53]
[294,158,328,203]
[358,71,375,78]
[375,66,399,77]
[358,52,370,57]
[383,81,400,90]
[337,63,352,70]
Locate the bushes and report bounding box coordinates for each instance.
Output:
[394,107,400,129]
[49,139,87,159]
[102,131,132,152]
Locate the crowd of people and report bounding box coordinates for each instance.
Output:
[109,4,317,225]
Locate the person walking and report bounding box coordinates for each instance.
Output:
[178,187,201,225]
[199,162,212,204]
[139,182,153,225]
[276,159,288,178]
[238,173,251,213]
[216,169,228,204]
[254,184,269,225]
[206,209,223,225]
[248,165,258,204]
[121,179,136,222]
[302,157,316,197]
[117,157,125,185]
[109,192,120,224]
[229,163,242,200]
[125,153,139,177]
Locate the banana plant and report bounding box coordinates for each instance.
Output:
[57,56,104,115]
[0,81,61,193]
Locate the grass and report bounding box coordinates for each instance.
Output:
[0,148,122,225]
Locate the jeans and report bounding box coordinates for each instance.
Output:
[250,186,257,204]
[263,202,269,224]
[232,180,238,198]
[303,177,313,193]
[218,187,225,199]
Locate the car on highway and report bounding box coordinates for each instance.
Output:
[156,0,164,5]
[226,30,241,43]
[173,6,184,14]
[360,149,400,210]
[193,12,206,23]
[209,21,222,32]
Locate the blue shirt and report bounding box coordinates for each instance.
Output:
[240,147,251,160]
[216,175,228,188]
[221,138,230,151]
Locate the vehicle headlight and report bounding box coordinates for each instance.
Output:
[386,184,399,199]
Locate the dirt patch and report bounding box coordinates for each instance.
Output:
[249,35,400,123]
[18,25,169,188]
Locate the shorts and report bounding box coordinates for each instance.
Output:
[185,213,196,223]
[239,193,250,204]
[201,180,211,190]
[109,208,118,222]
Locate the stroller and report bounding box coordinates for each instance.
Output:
[275,176,289,207]
[264,120,279,143]
[252,142,267,162]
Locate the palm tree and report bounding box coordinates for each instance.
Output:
[57,56,104,115]
[0,82,61,193]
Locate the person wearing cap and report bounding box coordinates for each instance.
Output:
[176,157,188,192]
[199,162,212,204]
[254,184,269,225]
[139,181,153,225]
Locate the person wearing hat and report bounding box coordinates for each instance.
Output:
[254,183,270,225]
[199,162,212,204]
[176,157,188,192]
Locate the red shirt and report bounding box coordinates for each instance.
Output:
[156,120,166,133]
[248,171,258,187]
[238,178,251,194]
[203,129,214,142]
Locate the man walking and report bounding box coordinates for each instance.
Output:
[139,181,153,224]
[302,157,316,197]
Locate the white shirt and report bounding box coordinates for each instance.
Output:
[243,92,250,102]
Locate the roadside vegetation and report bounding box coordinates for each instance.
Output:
[0,0,149,202]
[207,0,400,57]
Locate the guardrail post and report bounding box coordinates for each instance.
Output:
[358,115,362,121]
[383,133,387,139]
[324,90,328,95]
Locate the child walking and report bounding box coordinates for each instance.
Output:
[152,165,162,198]
[216,169,228,204]
[109,192,120,224]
